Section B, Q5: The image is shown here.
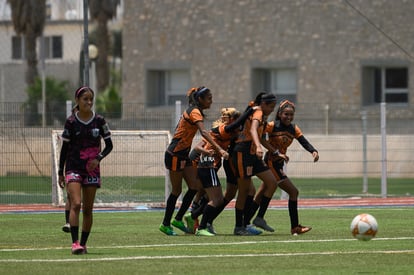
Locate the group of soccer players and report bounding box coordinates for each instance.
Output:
[58,85,319,255]
[159,87,319,237]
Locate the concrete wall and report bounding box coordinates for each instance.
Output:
[2,132,413,178]
[122,0,414,132]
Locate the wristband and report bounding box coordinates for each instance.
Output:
[96,153,104,161]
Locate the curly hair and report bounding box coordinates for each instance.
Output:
[212,107,240,128]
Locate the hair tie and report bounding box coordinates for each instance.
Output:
[187,87,197,97]
[279,100,295,110]
[75,86,93,98]
[194,86,209,98]
[261,93,277,103]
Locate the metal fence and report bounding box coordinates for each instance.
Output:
[1,101,413,205]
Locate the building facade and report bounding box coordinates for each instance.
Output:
[122,0,414,134]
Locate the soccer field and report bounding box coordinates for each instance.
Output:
[0,207,413,274]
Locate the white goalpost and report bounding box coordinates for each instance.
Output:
[51,130,171,207]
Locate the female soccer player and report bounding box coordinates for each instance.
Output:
[250,99,319,235]
[231,92,279,235]
[185,107,256,235]
[58,86,113,254]
[160,86,229,236]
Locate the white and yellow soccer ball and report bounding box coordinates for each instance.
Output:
[350,213,378,241]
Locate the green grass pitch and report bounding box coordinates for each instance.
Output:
[0,207,413,274]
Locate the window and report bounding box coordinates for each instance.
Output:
[252,68,297,103]
[43,36,63,59]
[147,69,190,106]
[362,66,408,105]
[12,36,24,59]
[11,35,63,60]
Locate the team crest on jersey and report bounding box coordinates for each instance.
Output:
[91,128,100,138]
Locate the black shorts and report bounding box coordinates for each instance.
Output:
[164,150,192,172]
[232,150,269,179]
[223,158,237,185]
[266,158,287,181]
[198,168,221,189]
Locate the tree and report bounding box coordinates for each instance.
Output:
[24,77,70,126]
[89,0,120,93]
[95,69,122,118]
[8,0,46,86]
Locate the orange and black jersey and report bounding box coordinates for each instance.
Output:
[196,124,234,168]
[234,108,267,154]
[191,107,255,168]
[264,120,317,158]
[167,106,204,155]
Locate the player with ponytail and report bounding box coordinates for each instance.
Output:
[160,86,229,236]
[58,86,113,254]
[231,92,279,235]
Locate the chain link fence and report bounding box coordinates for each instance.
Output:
[1,100,413,204]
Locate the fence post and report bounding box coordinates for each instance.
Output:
[361,110,368,193]
[66,100,72,118]
[165,100,182,203]
[324,104,329,135]
[380,102,387,198]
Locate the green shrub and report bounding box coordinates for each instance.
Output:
[23,77,70,126]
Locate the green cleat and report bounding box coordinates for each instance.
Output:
[195,228,215,236]
[171,219,189,233]
[159,224,178,236]
[184,213,195,234]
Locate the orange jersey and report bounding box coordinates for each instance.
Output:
[264,120,303,154]
[236,108,266,143]
[234,108,266,154]
[167,106,204,154]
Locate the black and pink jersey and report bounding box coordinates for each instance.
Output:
[61,112,111,174]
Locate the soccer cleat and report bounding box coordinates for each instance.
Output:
[159,224,178,236]
[81,245,88,254]
[291,224,312,235]
[246,224,263,235]
[172,219,189,233]
[253,217,275,232]
[184,213,196,234]
[206,223,216,235]
[71,241,85,255]
[233,226,254,236]
[195,228,216,236]
[62,223,70,233]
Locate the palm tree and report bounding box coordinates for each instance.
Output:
[8,0,46,86]
[89,0,120,93]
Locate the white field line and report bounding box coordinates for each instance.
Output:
[0,237,414,256]
[1,250,414,263]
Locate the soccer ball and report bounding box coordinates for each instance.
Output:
[350,213,378,241]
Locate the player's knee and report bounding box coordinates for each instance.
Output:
[71,201,81,212]
[290,188,299,199]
